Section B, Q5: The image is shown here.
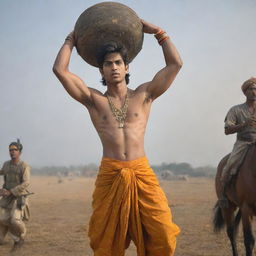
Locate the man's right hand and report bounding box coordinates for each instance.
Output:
[0,189,11,196]
[141,19,161,34]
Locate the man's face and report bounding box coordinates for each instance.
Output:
[9,146,21,160]
[100,53,128,85]
[245,84,256,101]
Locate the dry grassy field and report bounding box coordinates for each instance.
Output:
[0,175,255,256]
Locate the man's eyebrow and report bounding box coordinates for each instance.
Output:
[104,58,122,63]
[104,60,114,64]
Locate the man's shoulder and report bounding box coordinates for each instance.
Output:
[1,161,10,172]
[19,160,30,169]
[90,87,104,95]
[229,103,246,112]
[3,160,11,166]
[134,83,149,92]
[131,83,151,99]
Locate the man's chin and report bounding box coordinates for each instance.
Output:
[107,79,122,85]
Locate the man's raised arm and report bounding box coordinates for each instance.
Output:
[141,20,183,100]
[52,32,93,107]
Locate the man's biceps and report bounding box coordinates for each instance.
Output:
[147,79,160,90]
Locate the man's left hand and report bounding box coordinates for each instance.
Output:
[141,19,161,34]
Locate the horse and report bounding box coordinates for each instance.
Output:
[213,142,256,256]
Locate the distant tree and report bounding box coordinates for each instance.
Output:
[152,162,216,177]
[32,162,216,178]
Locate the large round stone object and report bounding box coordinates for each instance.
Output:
[74,2,144,67]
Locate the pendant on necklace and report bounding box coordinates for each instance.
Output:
[119,122,124,128]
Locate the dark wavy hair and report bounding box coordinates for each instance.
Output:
[96,42,130,86]
[9,138,23,152]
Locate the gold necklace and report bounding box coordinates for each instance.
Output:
[106,90,130,128]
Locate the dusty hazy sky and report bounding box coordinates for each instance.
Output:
[0,0,255,168]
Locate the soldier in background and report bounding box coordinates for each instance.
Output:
[0,139,31,251]
[219,78,256,207]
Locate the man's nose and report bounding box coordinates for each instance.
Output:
[111,63,117,70]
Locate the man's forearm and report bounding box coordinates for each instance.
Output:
[161,38,183,68]
[225,123,247,135]
[53,38,74,76]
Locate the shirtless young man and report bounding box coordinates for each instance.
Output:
[53,20,182,256]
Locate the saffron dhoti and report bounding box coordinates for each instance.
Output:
[88,157,180,256]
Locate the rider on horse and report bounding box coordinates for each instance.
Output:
[219,77,256,208]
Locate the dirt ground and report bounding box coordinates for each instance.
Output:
[0,175,255,256]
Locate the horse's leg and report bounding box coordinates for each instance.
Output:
[222,205,239,256]
[241,207,255,256]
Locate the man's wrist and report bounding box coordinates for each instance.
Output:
[64,38,74,48]
[154,30,170,45]
[64,35,75,47]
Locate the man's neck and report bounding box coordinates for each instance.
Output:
[11,158,20,165]
[246,100,256,109]
[106,82,128,98]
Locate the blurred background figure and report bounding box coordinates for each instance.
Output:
[0,139,31,252]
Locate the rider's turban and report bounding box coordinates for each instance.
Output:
[241,77,256,94]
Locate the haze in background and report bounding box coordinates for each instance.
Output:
[0,0,255,167]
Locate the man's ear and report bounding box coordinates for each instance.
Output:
[99,68,105,81]
[125,64,129,73]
